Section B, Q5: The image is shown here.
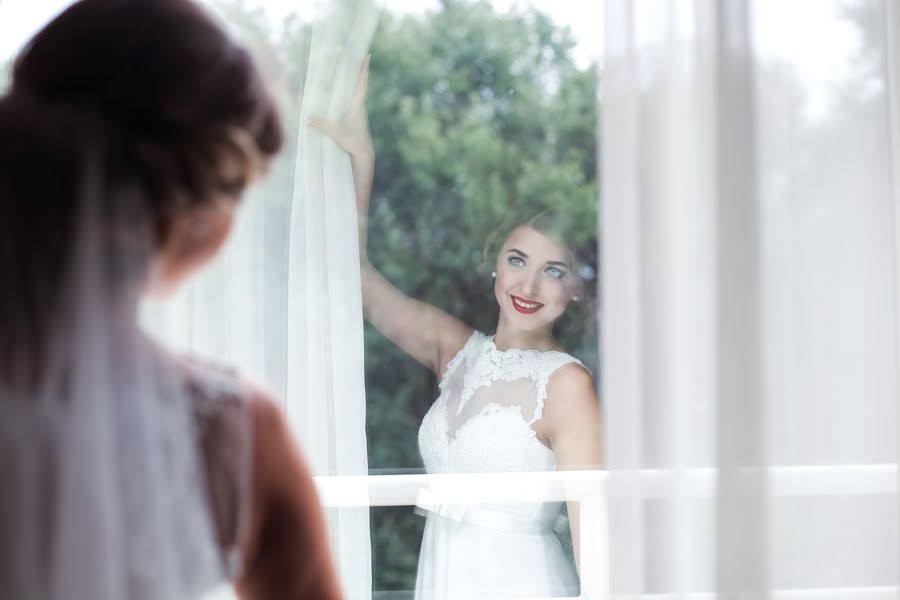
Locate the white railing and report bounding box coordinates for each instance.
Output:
[315,465,900,600]
[315,470,608,600]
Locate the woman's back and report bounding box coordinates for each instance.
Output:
[0,335,343,599]
[0,1,342,597]
[179,351,345,600]
[0,337,231,598]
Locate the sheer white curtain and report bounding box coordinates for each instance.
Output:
[286,2,378,600]
[2,0,377,597]
[145,1,379,599]
[603,0,900,597]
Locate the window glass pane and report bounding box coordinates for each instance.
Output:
[754,0,897,465]
[360,1,602,595]
[362,1,601,462]
[194,0,604,597]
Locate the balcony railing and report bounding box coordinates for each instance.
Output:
[314,465,899,600]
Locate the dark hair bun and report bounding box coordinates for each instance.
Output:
[9,0,282,243]
[0,0,284,377]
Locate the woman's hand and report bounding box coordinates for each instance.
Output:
[307,53,473,375]
[308,54,373,158]
[307,54,375,262]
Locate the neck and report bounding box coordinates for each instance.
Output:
[493,313,557,352]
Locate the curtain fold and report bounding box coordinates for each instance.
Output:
[286,2,378,599]
[5,0,378,598]
[603,0,900,596]
[883,2,900,595]
[713,1,768,595]
[142,1,379,598]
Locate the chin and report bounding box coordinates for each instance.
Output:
[499,307,559,333]
[143,271,188,300]
[144,282,176,301]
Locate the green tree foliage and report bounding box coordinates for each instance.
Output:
[215,0,599,591]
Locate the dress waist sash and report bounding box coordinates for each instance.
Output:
[415,489,554,535]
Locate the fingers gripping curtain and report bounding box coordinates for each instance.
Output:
[604,0,900,596]
[286,2,378,599]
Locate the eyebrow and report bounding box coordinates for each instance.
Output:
[507,249,570,269]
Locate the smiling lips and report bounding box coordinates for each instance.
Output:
[511,295,544,315]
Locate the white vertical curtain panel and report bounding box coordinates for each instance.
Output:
[5,0,379,596]
[143,1,379,599]
[287,2,378,600]
[603,0,900,597]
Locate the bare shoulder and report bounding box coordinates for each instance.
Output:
[237,386,343,599]
[542,362,603,467]
[239,383,313,522]
[544,362,600,422]
[243,385,306,491]
[245,384,287,439]
[548,362,595,398]
[444,320,476,353]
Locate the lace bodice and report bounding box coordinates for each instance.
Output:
[181,356,253,582]
[418,331,584,476]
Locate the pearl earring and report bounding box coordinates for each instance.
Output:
[572,295,579,302]
[491,271,497,278]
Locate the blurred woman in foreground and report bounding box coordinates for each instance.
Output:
[0,1,341,598]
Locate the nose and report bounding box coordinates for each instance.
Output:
[523,268,541,298]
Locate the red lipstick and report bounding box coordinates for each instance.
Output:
[510,295,544,315]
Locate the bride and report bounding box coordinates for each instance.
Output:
[311,58,603,599]
[0,1,341,598]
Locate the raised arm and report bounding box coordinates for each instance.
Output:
[308,56,472,375]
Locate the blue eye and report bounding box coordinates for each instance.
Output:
[508,255,526,268]
[545,266,565,279]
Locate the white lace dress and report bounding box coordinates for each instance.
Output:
[415,331,583,599]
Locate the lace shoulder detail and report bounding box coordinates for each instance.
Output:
[530,353,587,425]
[438,330,485,391]
[178,355,253,581]
[180,356,247,420]
[454,334,585,418]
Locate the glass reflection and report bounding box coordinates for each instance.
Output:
[310,2,601,595]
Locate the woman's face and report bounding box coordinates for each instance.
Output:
[144,198,237,299]
[494,226,578,333]
[145,159,250,298]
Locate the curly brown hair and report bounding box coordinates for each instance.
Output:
[0,0,283,379]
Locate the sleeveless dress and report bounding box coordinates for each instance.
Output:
[415,331,584,599]
[0,344,252,600]
[182,356,254,585]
